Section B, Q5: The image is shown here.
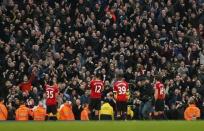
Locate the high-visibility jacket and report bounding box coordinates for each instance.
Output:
[58,103,75,120]
[81,107,89,120]
[33,106,46,121]
[184,104,200,120]
[127,106,134,119]
[99,103,114,120]
[15,105,32,121]
[0,102,8,120]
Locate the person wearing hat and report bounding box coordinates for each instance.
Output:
[0,97,8,120]
[99,99,114,120]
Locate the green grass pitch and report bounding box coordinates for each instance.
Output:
[0,121,204,131]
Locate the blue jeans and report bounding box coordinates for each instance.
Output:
[139,101,153,119]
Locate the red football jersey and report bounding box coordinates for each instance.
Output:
[90,80,104,99]
[114,81,129,102]
[45,84,59,106]
[154,81,165,100]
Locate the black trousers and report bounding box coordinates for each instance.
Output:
[100,114,112,120]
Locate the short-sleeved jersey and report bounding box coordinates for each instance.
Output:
[114,81,129,102]
[154,81,165,100]
[45,84,59,106]
[90,80,104,99]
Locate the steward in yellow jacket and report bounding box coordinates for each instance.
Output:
[127,106,134,120]
[99,100,114,120]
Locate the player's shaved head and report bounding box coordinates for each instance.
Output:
[95,72,101,79]
[116,69,124,80]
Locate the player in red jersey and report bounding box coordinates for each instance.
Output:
[89,73,104,120]
[153,75,166,119]
[45,77,59,120]
[113,72,129,120]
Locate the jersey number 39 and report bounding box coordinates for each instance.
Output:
[118,86,126,94]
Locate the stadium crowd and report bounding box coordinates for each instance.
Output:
[0,0,204,120]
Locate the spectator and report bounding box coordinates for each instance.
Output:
[139,79,154,119]
[0,0,203,121]
[72,99,83,120]
[80,90,89,106]
[18,68,37,93]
